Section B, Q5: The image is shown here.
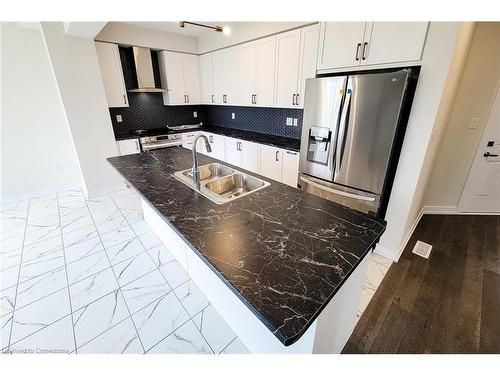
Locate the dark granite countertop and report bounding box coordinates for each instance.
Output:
[107,147,386,346]
[115,126,301,151]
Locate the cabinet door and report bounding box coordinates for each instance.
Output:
[237,42,257,106]
[316,22,366,70]
[241,140,260,174]
[117,139,140,155]
[282,150,300,187]
[361,22,428,66]
[209,133,226,161]
[275,29,301,109]
[255,36,276,107]
[182,54,201,104]
[182,131,201,150]
[159,51,186,105]
[199,54,215,104]
[224,137,242,167]
[95,42,129,108]
[259,144,282,182]
[212,48,238,105]
[296,24,320,108]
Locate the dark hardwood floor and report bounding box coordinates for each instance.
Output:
[342,214,500,354]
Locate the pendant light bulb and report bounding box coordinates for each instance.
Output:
[222,26,231,35]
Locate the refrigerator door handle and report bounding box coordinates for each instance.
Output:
[300,176,376,202]
[336,90,351,174]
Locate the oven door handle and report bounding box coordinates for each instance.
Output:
[300,176,376,202]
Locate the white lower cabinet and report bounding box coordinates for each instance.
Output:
[282,150,300,187]
[259,144,283,182]
[181,131,201,150]
[116,139,140,155]
[240,140,260,174]
[224,137,242,167]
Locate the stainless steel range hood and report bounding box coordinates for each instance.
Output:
[128,46,167,93]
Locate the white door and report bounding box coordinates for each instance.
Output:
[199,54,215,104]
[361,22,428,66]
[255,36,276,107]
[282,150,300,187]
[224,137,242,167]
[95,42,129,108]
[241,140,260,173]
[316,22,366,71]
[237,42,257,106]
[458,86,500,212]
[117,139,140,155]
[159,51,186,105]
[296,24,320,108]
[259,144,283,181]
[275,29,301,109]
[182,54,201,104]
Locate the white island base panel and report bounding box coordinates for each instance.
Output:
[142,199,369,354]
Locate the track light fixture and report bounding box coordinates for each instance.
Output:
[179,21,231,35]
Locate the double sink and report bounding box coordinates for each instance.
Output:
[173,163,271,204]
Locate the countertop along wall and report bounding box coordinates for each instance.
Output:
[1,22,83,202]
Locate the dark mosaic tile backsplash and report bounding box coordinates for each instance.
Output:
[110,96,303,139]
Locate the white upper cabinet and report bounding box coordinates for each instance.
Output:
[255,36,276,107]
[360,22,428,66]
[317,22,428,71]
[212,47,238,105]
[275,25,319,109]
[159,51,201,105]
[236,43,257,106]
[296,24,320,108]
[275,29,302,109]
[200,53,215,104]
[95,42,129,108]
[316,22,367,70]
[182,54,201,104]
[236,36,276,107]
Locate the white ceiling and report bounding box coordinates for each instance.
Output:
[124,22,225,37]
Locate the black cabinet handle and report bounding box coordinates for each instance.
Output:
[292,94,296,106]
[355,43,361,61]
[211,94,214,103]
[275,150,279,161]
[286,151,297,155]
[296,93,299,106]
[186,94,189,103]
[362,42,368,60]
[484,152,499,157]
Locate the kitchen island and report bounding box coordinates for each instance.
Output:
[108,147,386,353]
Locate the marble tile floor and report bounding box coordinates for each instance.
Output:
[0,186,391,354]
[0,187,248,354]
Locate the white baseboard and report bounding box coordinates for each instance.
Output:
[0,184,82,205]
[395,207,426,261]
[422,205,457,214]
[373,243,399,262]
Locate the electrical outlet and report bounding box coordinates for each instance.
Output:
[193,111,197,118]
[469,117,479,129]
[231,113,235,120]
[116,114,122,123]
[286,118,292,126]
[293,118,298,127]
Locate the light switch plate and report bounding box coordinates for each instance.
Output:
[293,118,298,126]
[231,113,235,120]
[116,114,122,123]
[286,118,292,126]
[469,117,479,129]
[193,111,197,118]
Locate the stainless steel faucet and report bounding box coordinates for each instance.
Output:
[192,134,212,190]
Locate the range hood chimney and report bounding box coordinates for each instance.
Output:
[128,46,167,93]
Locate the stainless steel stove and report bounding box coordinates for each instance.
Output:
[139,133,182,151]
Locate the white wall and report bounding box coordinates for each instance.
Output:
[425,22,500,210]
[1,22,83,202]
[197,22,313,53]
[41,22,123,198]
[96,22,199,54]
[375,22,467,261]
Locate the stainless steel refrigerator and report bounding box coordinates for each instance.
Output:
[299,69,414,216]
